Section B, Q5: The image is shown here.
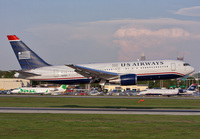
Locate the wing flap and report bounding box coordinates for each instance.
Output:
[66,64,119,80]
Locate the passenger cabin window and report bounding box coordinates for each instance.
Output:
[183,63,190,66]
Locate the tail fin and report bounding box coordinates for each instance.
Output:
[7,35,51,70]
[58,85,67,91]
[60,85,67,90]
[187,84,197,91]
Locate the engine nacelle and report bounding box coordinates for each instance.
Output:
[120,74,137,85]
[110,74,137,85]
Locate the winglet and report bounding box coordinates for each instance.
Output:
[7,35,20,41]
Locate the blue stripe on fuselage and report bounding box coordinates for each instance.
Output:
[35,74,182,85]
[137,74,182,81]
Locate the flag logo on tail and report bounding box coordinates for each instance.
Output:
[18,51,30,60]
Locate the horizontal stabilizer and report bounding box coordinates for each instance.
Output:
[14,70,41,77]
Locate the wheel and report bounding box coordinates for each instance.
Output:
[103,89,108,93]
[97,88,102,92]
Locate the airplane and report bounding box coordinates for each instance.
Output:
[7,35,195,91]
[11,85,67,95]
[178,83,197,95]
[137,84,197,96]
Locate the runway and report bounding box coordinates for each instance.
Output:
[1,95,200,99]
[0,95,199,115]
[0,107,200,115]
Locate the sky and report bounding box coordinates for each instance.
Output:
[0,0,200,71]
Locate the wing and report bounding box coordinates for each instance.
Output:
[66,64,119,80]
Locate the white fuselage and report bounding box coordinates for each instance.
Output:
[19,60,194,84]
[11,86,65,94]
[138,89,179,96]
[138,84,197,96]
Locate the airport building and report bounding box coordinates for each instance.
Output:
[0,78,30,90]
[104,84,148,92]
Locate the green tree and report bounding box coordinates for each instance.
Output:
[0,71,15,78]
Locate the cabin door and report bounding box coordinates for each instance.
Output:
[171,63,176,71]
[54,70,59,77]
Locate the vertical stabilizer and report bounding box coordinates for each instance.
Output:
[59,85,67,91]
[187,84,197,91]
[7,35,51,70]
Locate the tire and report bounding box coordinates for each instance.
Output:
[97,88,102,92]
[103,89,108,93]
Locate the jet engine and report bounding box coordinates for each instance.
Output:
[110,74,137,85]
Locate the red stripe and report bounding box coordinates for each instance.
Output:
[137,72,185,76]
[7,35,20,41]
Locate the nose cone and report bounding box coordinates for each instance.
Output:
[191,66,195,73]
[188,66,195,75]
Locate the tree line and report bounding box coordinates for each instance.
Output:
[0,71,15,78]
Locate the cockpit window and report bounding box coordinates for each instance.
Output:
[183,63,190,66]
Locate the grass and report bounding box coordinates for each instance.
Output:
[0,96,200,138]
[0,96,199,109]
[0,113,200,139]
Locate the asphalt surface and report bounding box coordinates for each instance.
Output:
[1,95,200,99]
[0,107,200,115]
[0,95,200,115]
